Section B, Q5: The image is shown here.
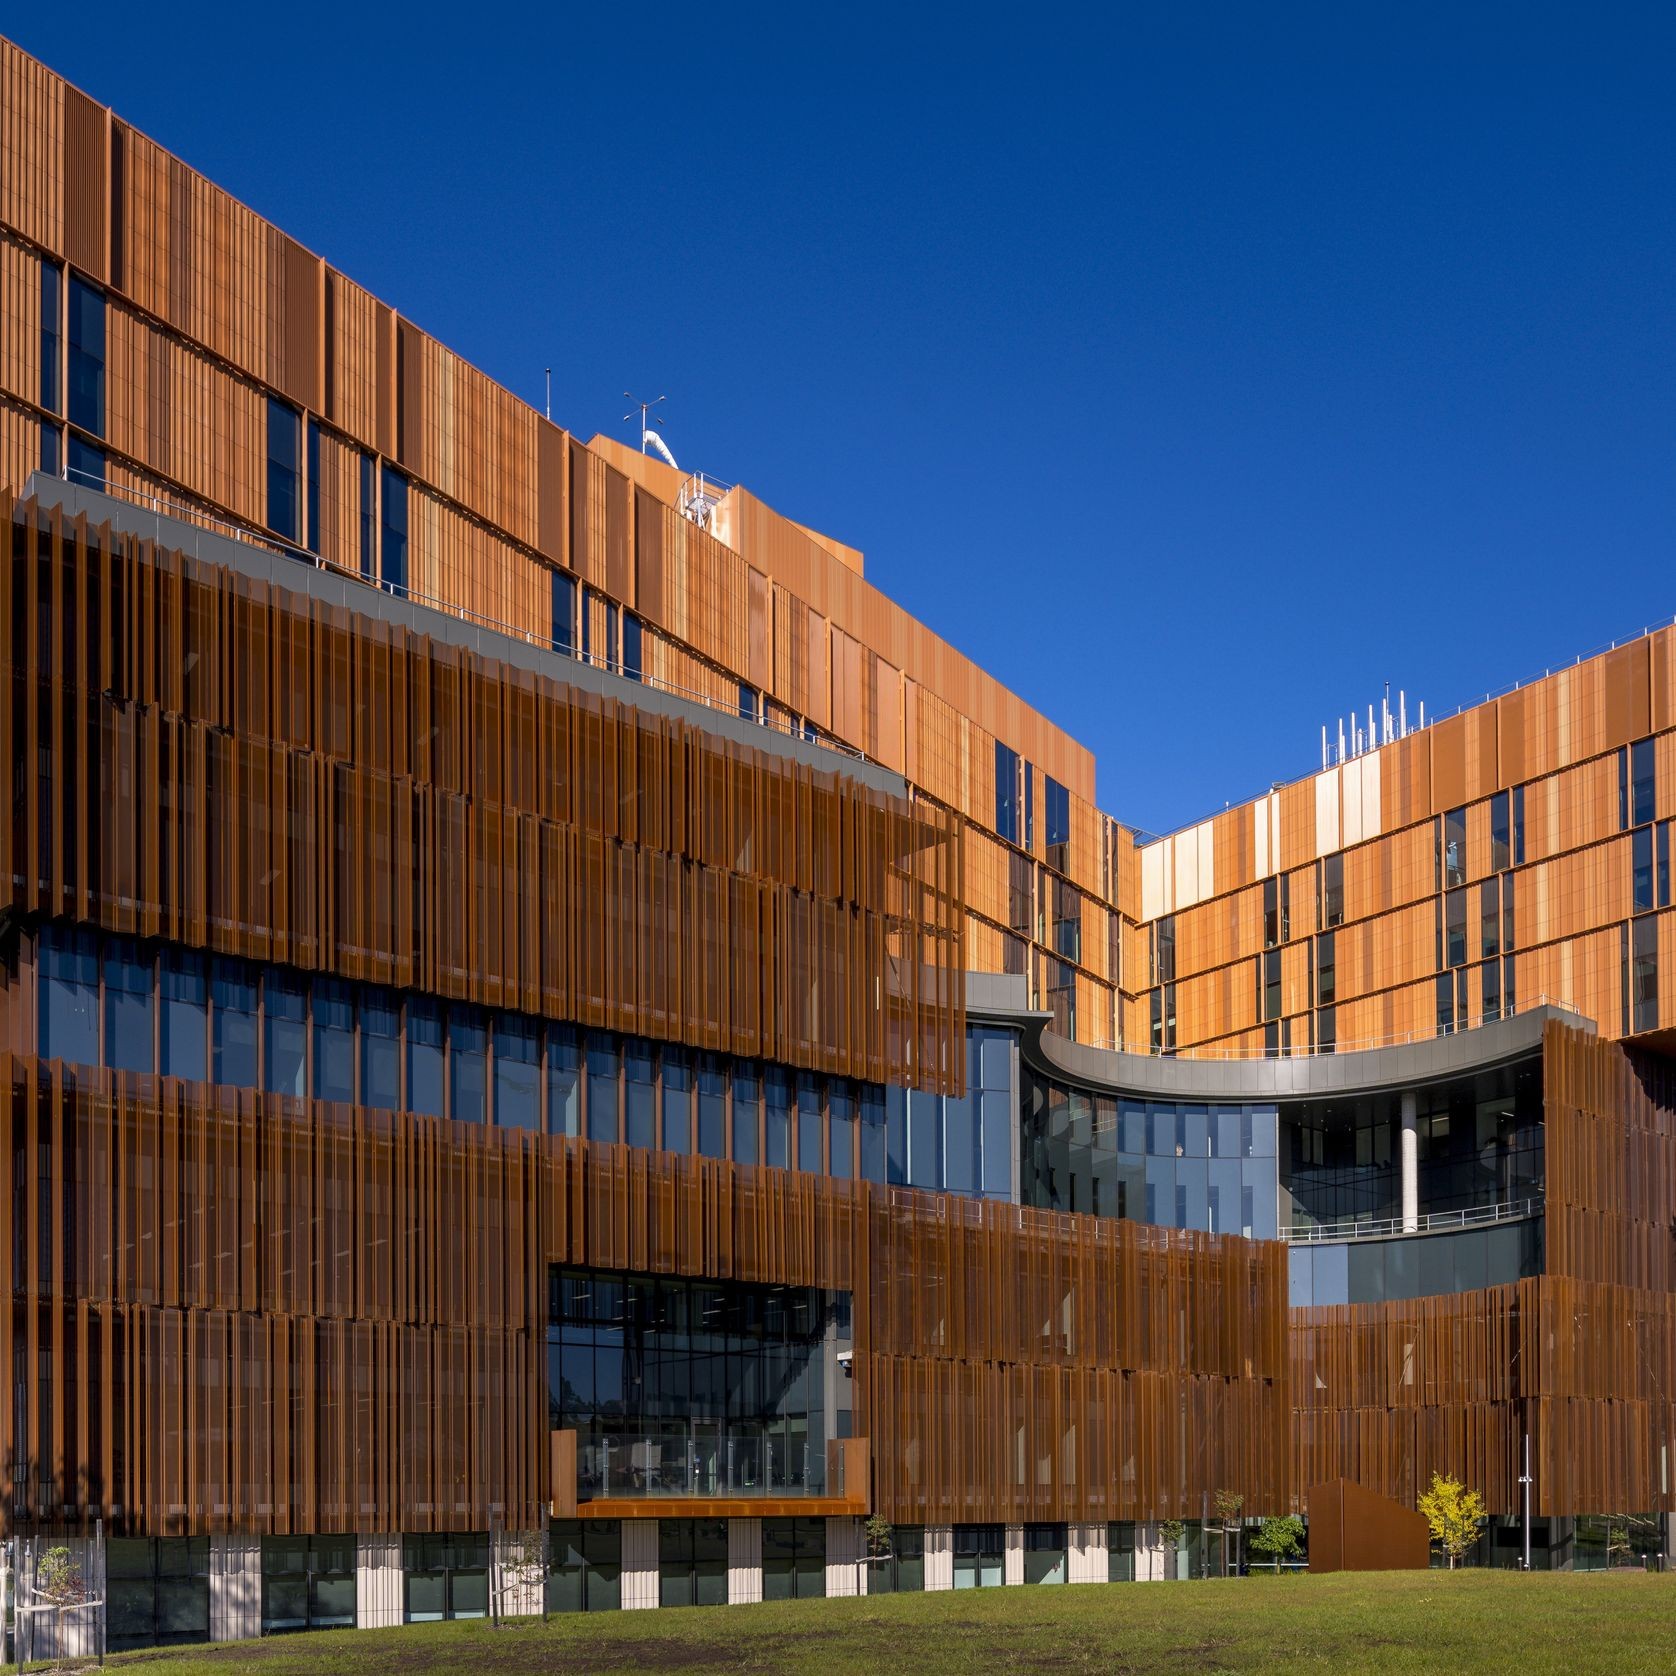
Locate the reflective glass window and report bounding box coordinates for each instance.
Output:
[1481,878,1500,957]
[406,998,446,1118]
[449,1010,488,1123]
[211,960,259,1088]
[67,275,104,434]
[764,1067,791,1168]
[495,1016,541,1130]
[622,614,643,682]
[264,973,308,1096]
[160,950,208,1081]
[1512,784,1526,864]
[312,979,355,1102]
[797,1076,824,1173]
[731,1065,760,1166]
[1445,888,1467,968]
[380,466,409,594]
[551,569,576,656]
[359,990,401,1111]
[828,1081,855,1179]
[359,453,377,579]
[1634,825,1655,912]
[1316,931,1336,1008]
[1490,791,1510,872]
[885,1085,908,1185]
[103,941,154,1074]
[67,433,105,490]
[305,419,321,555]
[1632,737,1656,828]
[995,742,1020,844]
[660,1048,690,1153]
[860,1085,887,1183]
[41,260,61,412]
[1441,806,1467,888]
[267,398,301,542]
[697,1055,727,1158]
[547,1024,581,1136]
[585,1031,619,1142]
[40,929,100,1066]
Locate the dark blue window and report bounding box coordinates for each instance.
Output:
[765,1068,791,1169]
[738,684,757,722]
[624,1039,656,1148]
[67,275,104,434]
[622,614,643,683]
[67,434,104,490]
[211,960,260,1089]
[41,261,61,413]
[495,1016,541,1130]
[41,425,61,476]
[359,453,376,579]
[450,1008,488,1123]
[103,942,154,1074]
[407,998,445,1118]
[267,399,301,542]
[995,742,1020,844]
[359,990,401,1111]
[586,1032,619,1143]
[828,1082,855,1179]
[1023,766,1035,851]
[697,1055,727,1159]
[312,980,354,1102]
[551,570,576,656]
[660,1049,690,1154]
[380,466,409,595]
[797,1077,823,1173]
[264,972,308,1096]
[1045,777,1071,855]
[731,1066,760,1166]
[160,951,208,1082]
[548,1025,581,1136]
[859,1086,887,1184]
[306,419,321,555]
[39,930,99,1066]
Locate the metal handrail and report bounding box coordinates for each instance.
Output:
[36,464,873,766]
[1283,1195,1543,1244]
[1074,993,1585,1062]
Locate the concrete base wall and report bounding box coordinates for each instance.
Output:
[1133,1523,1169,1581]
[728,1518,762,1604]
[1067,1523,1108,1584]
[825,1516,866,1597]
[1004,1524,1024,1586]
[924,1525,954,1592]
[621,1519,659,1610]
[14,1535,104,1661]
[209,1534,262,1643]
[357,1534,403,1629]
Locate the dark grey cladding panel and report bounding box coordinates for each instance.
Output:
[27,475,909,799]
[1012,1003,1593,1104]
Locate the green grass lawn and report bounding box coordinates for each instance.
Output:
[71,1570,1676,1675]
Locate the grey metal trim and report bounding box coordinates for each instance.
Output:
[1013,1004,1592,1105]
[24,475,909,798]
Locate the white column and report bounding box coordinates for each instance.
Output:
[825,1516,866,1598]
[728,1518,762,1605]
[1066,1523,1108,1585]
[923,1525,954,1591]
[356,1534,403,1630]
[620,1519,660,1610]
[1400,1090,1419,1231]
[208,1535,262,1644]
[493,1529,544,1618]
[1004,1524,1025,1586]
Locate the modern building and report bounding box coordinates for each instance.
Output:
[0,33,1673,1647]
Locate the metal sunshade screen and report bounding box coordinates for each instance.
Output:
[0,493,964,1094]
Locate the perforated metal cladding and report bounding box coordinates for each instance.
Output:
[0,493,964,1092]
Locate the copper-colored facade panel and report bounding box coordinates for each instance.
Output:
[61,84,107,280]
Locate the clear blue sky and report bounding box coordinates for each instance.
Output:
[16,5,1674,834]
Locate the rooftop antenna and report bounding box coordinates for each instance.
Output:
[544,368,551,422]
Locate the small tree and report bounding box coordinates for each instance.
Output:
[1213,1490,1245,1576]
[865,1514,894,1567]
[34,1546,85,1607]
[1249,1515,1305,1574]
[1159,1519,1186,1579]
[1417,1472,1488,1569]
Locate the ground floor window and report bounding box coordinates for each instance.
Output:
[871,1525,925,1594]
[659,1519,729,1607]
[952,1524,1004,1588]
[1023,1523,1066,1584]
[1107,1522,1136,1581]
[1572,1515,1660,1572]
[261,1535,356,1633]
[403,1533,489,1622]
[107,1537,209,1651]
[762,1516,826,1599]
[547,1519,622,1611]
